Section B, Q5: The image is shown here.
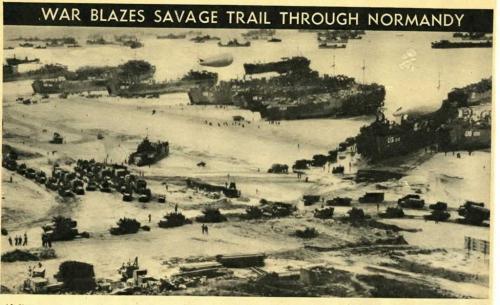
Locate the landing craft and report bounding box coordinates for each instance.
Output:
[198,53,233,67]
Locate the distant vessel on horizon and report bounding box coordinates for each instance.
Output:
[431,39,492,49]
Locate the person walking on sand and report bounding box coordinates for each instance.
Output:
[23,232,28,246]
[201,224,205,235]
[148,214,151,223]
[8,236,12,247]
[174,204,178,213]
[205,225,209,235]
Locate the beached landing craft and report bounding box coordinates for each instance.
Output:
[189,56,385,120]
[128,137,169,167]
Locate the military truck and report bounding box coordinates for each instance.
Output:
[359,192,384,203]
[457,201,490,225]
[314,207,334,219]
[397,194,425,209]
[50,132,63,144]
[267,163,288,174]
[326,197,352,206]
[110,218,141,235]
[158,212,192,228]
[42,216,80,241]
[379,207,405,218]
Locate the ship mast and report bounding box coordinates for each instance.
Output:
[332,50,336,75]
[362,59,366,84]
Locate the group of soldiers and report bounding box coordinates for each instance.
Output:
[201,224,209,235]
[41,233,53,248]
[7,232,28,247]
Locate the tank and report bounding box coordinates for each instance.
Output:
[128,137,169,166]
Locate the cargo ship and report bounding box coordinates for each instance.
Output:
[244,56,310,75]
[431,40,492,48]
[128,137,169,166]
[6,56,40,66]
[189,57,385,120]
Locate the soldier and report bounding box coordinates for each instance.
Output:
[8,236,12,246]
[205,225,209,235]
[201,224,205,235]
[174,204,178,213]
[23,232,28,246]
[41,234,46,247]
[148,214,151,223]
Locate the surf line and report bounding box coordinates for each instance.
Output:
[368,13,464,27]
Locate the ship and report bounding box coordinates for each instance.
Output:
[86,36,114,45]
[242,29,276,40]
[190,35,220,43]
[32,78,108,95]
[107,70,218,97]
[125,40,143,49]
[189,57,386,120]
[6,56,40,66]
[128,137,169,166]
[355,78,492,161]
[157,33,186,39]
[19,42,34,48]
[431,40,492,48]
[199,53,233,67]
[267,37,282,42]
[218,39,251,47]
[318,42,346,49]
[243,56,310,75]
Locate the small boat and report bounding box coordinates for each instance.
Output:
[218,39,251,47]
[268,37,282,42]
[157,33,186,39]
[19,42,34,48]
[318,42,346,49]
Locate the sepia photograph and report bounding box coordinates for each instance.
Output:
[0,1,494,301]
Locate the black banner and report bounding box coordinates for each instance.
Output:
[3,2,494,32]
